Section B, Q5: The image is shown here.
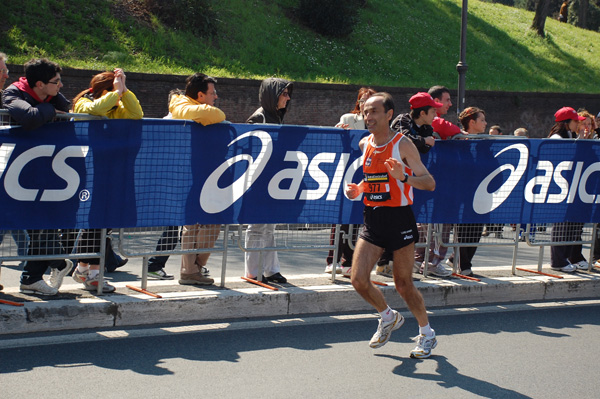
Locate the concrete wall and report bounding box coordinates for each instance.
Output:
[6,65,600,138]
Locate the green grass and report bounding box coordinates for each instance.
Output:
[1,0,599,93]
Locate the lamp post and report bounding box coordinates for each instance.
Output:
[456,0,468,116]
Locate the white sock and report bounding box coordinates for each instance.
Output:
[77,264,89,273]
[88,269,99,279]
[419,323,434,337]
[379,306,394,322]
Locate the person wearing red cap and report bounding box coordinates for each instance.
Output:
[428,85,461,140]
[549,107,585,139]
[547,107,587,273]
[388,92,451,278]
[389,92,440,154]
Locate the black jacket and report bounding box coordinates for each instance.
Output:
[390,112,433,154]
[246,78,293,124]
[1,82,70,130]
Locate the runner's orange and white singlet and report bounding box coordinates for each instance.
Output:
[362,132,413,207]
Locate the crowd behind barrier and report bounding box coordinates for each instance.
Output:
[0,59,600,304]
[0,115,598,294]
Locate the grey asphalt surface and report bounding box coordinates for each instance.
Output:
[1,300,598,399]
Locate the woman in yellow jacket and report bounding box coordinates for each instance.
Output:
[71,68,143,293]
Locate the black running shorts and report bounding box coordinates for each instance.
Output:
[359,206,417,252]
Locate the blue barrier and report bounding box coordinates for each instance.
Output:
[0,119,599,229]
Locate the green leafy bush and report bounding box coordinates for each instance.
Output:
[143,0,218,37]
[294,0,365,38]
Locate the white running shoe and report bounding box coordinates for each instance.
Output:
[72,266,89,283]
[83,275,116,293]
[324,263,342,274]
[410,332,438,359]
[340,266,352,277]
[551,263,577,273]
[48,259,74,289]
[369,310,405,348]
[573,260,589,270]
[423,262,452,277]
[20,280,58,296]
[376,264,393,278]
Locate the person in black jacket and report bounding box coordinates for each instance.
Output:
[2,58,70,130]
[390,92,440,154]
[244,78,293,284]
[1,58,73,295]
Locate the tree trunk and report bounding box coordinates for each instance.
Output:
[531,0,550,37]
[579,0,588,29]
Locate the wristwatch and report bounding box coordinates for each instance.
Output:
[400,173,409,183]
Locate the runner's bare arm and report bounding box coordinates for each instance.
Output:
[387,139,435,191]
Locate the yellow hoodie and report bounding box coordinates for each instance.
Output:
[74,90,143,119]
[168,94,225,126]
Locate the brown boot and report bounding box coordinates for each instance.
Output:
[179,273,214,286]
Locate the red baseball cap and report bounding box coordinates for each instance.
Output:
[409,92,443,109]
[554,107,586,122]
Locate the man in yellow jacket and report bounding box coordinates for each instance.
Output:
[169,73,225,285]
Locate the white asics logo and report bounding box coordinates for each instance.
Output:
[474,142,600,214]
[0,144,89,201]
[200,130,272,214]
[200,130,363,214]
[473,143,528,214]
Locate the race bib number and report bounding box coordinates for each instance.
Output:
[364,173,391,202]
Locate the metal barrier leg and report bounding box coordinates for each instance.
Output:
[422,224,433,278]
[331,224,341,283]
[97,229,107,296]
[589,223,597,271]
[220,225,229,288]
[141,256,148,290]
[511,229,519,276]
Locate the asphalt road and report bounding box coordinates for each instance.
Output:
[1,300,598,398]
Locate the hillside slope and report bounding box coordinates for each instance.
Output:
[1,0,599,93]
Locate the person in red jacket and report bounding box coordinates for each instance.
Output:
[428,85,461,140]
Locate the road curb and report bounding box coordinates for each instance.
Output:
[1,273,598,335]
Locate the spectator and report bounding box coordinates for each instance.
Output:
[410,86,460,275]
[559,1,569,23]
[447,107,488,277]
[575,109,594,139]
[0,52,8,90]
[170,73,225,286]
[70,68,142,293]
[513,127,529,137]
[428,85,461,140]
[0,53,30,281]
[326,87,376,277]
[390,92,438,154]
[244,78,292,284]
[413,85,462,278]
[547,107,586,272]
[345,92,439,358]
[595,112,600,138]
[2,58,74,295]
[145,90,185,280]
[488,125,502,135]
[391,92,451,277]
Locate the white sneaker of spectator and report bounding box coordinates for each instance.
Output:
[48,259,74,290]
[573,260,589,270]
[20,280,58,296]
[324,262,342,274]
[421,262,452,277]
